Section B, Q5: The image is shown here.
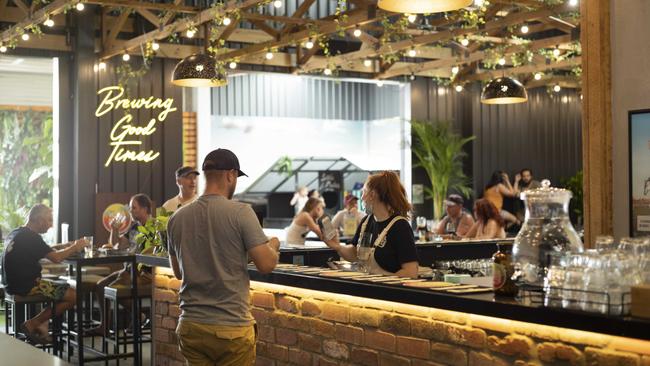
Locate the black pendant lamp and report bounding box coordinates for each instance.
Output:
[480,76,528,104]
[172,25,227,87]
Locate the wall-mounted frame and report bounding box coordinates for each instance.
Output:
[628,109,650,236]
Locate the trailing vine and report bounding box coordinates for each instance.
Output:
[378,14,411,64]
[115,42,156,110]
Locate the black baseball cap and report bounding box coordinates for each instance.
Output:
[444,194,464,206]
[202,148,247,177]
[175,166,200,178]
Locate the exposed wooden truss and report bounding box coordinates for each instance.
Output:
[0,0,582,88]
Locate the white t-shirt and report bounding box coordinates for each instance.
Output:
[162,195,196,213]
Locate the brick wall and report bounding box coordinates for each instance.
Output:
[153,268,650,366]
[182,111,197,168]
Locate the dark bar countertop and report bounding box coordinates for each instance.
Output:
[138,254,650,341]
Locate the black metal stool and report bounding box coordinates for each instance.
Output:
[103,284,152,365]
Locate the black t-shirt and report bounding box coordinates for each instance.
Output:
[351,215,418,273]
[1,227,53,295]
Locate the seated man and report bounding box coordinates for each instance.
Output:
[91,193,153,334]
[435,194,475,238]
[1,204,87,343]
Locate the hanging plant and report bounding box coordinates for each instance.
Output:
[334,0,349,37]
[378,15,411,64]
[511,49,534,67]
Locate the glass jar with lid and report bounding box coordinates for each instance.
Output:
[512,180,583,286]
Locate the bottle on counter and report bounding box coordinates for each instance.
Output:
[493,243,518,296]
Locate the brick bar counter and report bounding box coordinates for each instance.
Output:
[137,255,650,366]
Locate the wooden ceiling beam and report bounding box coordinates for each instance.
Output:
[136,8,161,28]
[461,56,581,83]
[380,34,572,79]
[84,0,198,13]
[242,12,333,26]
[11,0,29,15]
[100,0,264,60]
[0,0,69,44]
[248,19,280,39]
[300,3,574,73]
[217,7,381,62]
[104,9,130,52]
[525,75,581,89]
[280,0,316,36]
[160,0,183,26]
[540,16,575,34]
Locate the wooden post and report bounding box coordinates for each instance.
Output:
[581,0,613,246]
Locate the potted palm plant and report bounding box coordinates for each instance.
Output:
[411,120,475,220]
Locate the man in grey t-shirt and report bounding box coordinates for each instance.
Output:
[168,148,279,366]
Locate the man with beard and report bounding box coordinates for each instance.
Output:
[167,148,280,365]
[514,168,542,221]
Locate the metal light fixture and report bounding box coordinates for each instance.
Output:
[480,77,528,104]
[378,0,473,14]
[172,54,227,87]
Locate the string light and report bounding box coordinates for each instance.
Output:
[451,66,459,74]
[186,29,196,38]
[0,45,7,53]
[44,18,54,27]
[407,14,417,23]
[353,27,362,38]
[21,33,30,41]
[98,62,106,70]
[474,0,485,7]
[552,48,561,57]
[376,81,384,87]
[273,0,282,8]
[460,38,469,47]
[408,47,417,57]
[534,72,542,80]
[498,58,506,66]
[455,85,463,92]
[122,53,130,61]
[521,24,529,34]
[553,84,561,92]
[265,51,274,60]
[363,59,372,68]
[76,2,84,11]
[568,0,578,6]
[93,64,99,72]
[409,73,415,81]
[323,68,332,76]
[304,39,314,49]
[151,42,160,51]
[222,16,231,26]
[229,61,237,69]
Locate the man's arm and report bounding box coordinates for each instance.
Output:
[45,239,86,263]
[248,237,280,274]
[50,241,73,250]
[169,254,182,280]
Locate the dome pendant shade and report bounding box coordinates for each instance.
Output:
[480,77,528,104]
[172,54,227,87]
[378,0,473,14]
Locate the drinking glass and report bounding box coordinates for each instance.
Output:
[544,253,566,308]
[562,254,586,310]
[83,236,94,257]
[582,251,607,313]
[594,235,615,253]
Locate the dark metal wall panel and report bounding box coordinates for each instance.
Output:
[211,73,402,120]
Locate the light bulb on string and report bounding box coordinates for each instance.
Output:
[408,47,417,57]
[151,42,160,51]
[99,62,106,70]
[265,51,274,60]
[76,2,84,11]
[323,68,332,76]
[553,84,561,93]
[409,73,415,81]
[460,38,469,47]
[273,0,282,8]
[186,29,196,38]
[304,39,314,49]
[455,85,463,92]
[376,81,384,87]
[353,27,362,38]
[498,58,506,66]
[521,24,529,34]
[534,72,542,80]
[552,48,561,57]
[222,16,232,26]
[363,59,372,68]
[44,18,54,27]
[229,61,237,69]
[451,66,459,74]
[21,33,30,41]
[407,14,417,23]
[0,45,7,53]
[93,64,98,73]
[474,0,485,7]
[122,53,130,61]
[569,0,578,6]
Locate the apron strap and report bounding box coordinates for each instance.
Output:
[373,216,408,248]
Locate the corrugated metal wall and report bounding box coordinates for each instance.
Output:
[211,73,403,120]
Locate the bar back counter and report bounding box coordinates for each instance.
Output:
[139,240,650,366]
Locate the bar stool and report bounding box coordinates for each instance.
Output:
[103,285,152,365]
[3,292,65,357]
[60,273,106,352]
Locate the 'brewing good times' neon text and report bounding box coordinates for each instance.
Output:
[95,86,177,167]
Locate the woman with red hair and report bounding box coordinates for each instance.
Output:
[465,198,506,239]
[324,171,418,278]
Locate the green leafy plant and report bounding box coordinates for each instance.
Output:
[135,208,172,256]
[0,109,53,235]
[276,155,293,177]
[561,170,583,226]
[411,120,475,220]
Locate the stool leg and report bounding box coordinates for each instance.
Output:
[113,298,119,366]
[4,301,9,335]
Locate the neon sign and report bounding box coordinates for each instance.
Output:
[95,86,177,167]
